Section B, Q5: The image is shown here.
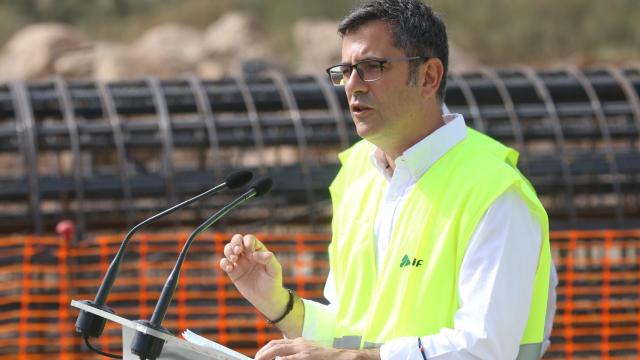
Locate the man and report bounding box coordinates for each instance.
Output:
[220,0,556,359]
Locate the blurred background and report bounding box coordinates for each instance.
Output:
[0,0,639,359]
[0,0,638,80]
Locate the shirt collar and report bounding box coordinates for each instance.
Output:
[369,113,468,182]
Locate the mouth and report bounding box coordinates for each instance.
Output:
[350,103,374,117]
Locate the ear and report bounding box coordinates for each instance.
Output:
[420,58,444,99]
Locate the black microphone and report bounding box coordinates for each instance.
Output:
[74,170,253,340]
[130,177,273,360]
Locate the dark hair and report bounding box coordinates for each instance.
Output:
[338,0,448,102]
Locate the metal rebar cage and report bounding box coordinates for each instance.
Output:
[1,67,639,235]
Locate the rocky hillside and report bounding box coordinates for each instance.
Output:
[0,12,481,81]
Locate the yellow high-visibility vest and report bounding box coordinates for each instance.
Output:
[328,128,550,348]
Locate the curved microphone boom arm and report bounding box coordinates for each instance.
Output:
[75,170,253,341]
[130,177,273,360]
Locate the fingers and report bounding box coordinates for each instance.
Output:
[223,234,244,260]
[255,339,294,360]
[279,354,304,360]
[219,257,234,273]
[255,338,322,360]
[219,234,270,273]
[220,234,244,273]
[220,234,245,272]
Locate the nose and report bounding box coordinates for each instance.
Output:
[344,67,368,97]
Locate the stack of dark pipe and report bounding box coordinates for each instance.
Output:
[0,67,639,235]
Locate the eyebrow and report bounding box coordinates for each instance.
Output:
[339,57,386,66]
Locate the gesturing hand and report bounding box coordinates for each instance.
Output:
[219,234,289,320]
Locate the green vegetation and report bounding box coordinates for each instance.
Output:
[430,0,640,65]
[0,0,637,66]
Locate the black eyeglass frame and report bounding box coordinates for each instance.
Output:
[325,56,429,85]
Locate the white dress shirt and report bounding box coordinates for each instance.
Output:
[302,114,558,359]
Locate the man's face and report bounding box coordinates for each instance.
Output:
[341,20,424,149]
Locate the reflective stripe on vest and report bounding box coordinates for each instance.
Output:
[332,336,382,349]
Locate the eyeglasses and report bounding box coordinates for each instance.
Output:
[325,56,428,86]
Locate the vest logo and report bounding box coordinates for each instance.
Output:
[400,254,423,268]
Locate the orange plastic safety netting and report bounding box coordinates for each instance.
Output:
[0,230,638,359]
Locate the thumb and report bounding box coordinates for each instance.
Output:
[252,251,282,278]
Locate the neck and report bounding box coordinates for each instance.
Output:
[378,112,445,168]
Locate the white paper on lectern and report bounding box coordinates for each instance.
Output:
[182,329,252,360]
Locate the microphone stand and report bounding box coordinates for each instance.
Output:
[130,178,272,360]
[75,171,252,343]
